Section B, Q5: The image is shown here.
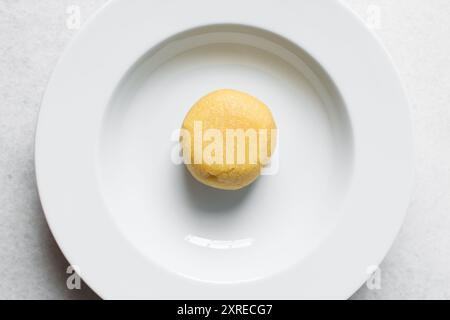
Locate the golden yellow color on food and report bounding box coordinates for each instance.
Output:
[181,89,277,190]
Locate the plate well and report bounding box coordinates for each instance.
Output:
[98,25,353,283]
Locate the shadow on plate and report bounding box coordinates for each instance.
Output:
[180,166,256,216]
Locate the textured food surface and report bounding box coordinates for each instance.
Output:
[181,89,277,190]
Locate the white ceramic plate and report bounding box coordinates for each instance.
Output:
[36,0,413,299]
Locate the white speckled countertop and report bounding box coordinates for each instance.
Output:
[1,0,449,299]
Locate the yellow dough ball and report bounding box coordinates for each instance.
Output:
[181,89,277,190]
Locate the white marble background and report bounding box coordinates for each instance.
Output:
[0,0,449,299]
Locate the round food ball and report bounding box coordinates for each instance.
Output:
[180,89,277,190]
